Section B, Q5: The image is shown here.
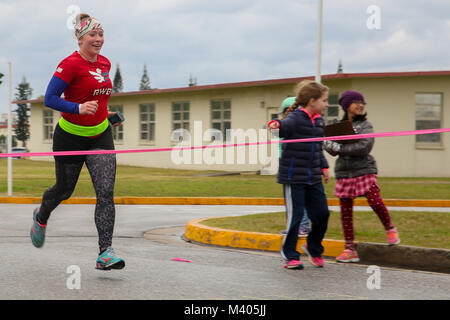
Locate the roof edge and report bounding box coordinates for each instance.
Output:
[15,70,450,104]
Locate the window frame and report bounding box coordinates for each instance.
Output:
[43,109,54,141]
[325,92,340,125]
[210,99,232,141]
[139,103,156,143]
[172,101,190,132]
[415,92,443,147]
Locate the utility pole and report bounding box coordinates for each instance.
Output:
[7,62,13,196]
[315,0,323,83]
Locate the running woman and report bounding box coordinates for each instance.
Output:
[323,90,400,263]
[30,13,125,270]
[268,80,330,269]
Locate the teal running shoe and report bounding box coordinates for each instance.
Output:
[96,247,125,271]
[30,208,46,248]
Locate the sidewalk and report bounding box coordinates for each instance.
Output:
[1,196,448,273]
[184,216,450,274]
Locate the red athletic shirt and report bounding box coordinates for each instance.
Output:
[53,51,112,126]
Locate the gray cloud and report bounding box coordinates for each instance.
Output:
[0,0,448,114]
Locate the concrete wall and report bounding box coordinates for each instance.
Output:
[28,75,450,177]
[330,76,450,177]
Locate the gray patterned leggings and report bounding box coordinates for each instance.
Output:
[37,153,117,252]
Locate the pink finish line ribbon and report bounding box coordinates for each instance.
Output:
[170,257,192,263]
[1,128,449,158]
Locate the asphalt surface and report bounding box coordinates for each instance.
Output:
[0,204,449,300]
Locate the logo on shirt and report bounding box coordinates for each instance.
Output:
[89,68,109,83]
[93,88,112,96]
[56,67,63,73]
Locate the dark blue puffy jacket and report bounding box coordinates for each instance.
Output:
[273,108,328,185]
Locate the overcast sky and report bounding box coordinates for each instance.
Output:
[0,0,449,114]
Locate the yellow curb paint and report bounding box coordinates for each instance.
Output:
[0,196,448,207]
[184,217,347,257]
[0,197,42,204]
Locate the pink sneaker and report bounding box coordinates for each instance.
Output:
[301,244,324,268]
[387,228,400,245]
[284,259,304,270]
[310,256,324,268]
[336,249,360,263]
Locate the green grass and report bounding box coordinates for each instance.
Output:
[0,159,450,198]
[2,159,448,248]
[202,211,450,249]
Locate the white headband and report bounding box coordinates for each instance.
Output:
[75,18,102,39]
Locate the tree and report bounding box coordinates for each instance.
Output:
[139,64,151,91]
[337,59,344,74]
[112,64,123,93]
[14,76,33,147]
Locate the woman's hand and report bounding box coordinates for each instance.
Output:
[79,100,98,115]
[108,111,122,127]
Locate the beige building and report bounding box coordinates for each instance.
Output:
[20,71,450,177]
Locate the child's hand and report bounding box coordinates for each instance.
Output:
[322,169,330,184]
[323,140,341,155]
[267,120,280,130]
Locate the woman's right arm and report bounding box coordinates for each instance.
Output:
[44,76,97,115]
[44,76,80,113]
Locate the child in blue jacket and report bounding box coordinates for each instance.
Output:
[268,80,330,269]
[279,97,311,236]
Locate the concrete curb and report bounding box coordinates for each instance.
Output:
[355,243,450,274]
[0,196,449,207]
[184,217,346,257]
[185,217,450,274]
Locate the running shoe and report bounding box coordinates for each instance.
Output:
[336,249,360,263]
[96,247,125,271]
[387,228,400,245]
[30,208,46,248]
[280,226,311,236]
[284,259,304,270]
[301,244,324,268]
[298,226,311,236]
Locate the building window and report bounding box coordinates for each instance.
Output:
[172,102,190,131]
[140,103,155,142]
[43,109,54,140]
[415,93,442,145]
[326,93,340,124]
[109,105,123,141]
[211,99,231,140]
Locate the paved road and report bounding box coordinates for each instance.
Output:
[0,204,448,300]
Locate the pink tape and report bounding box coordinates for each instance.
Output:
[171,257,192,263]
[1,128,449,158]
